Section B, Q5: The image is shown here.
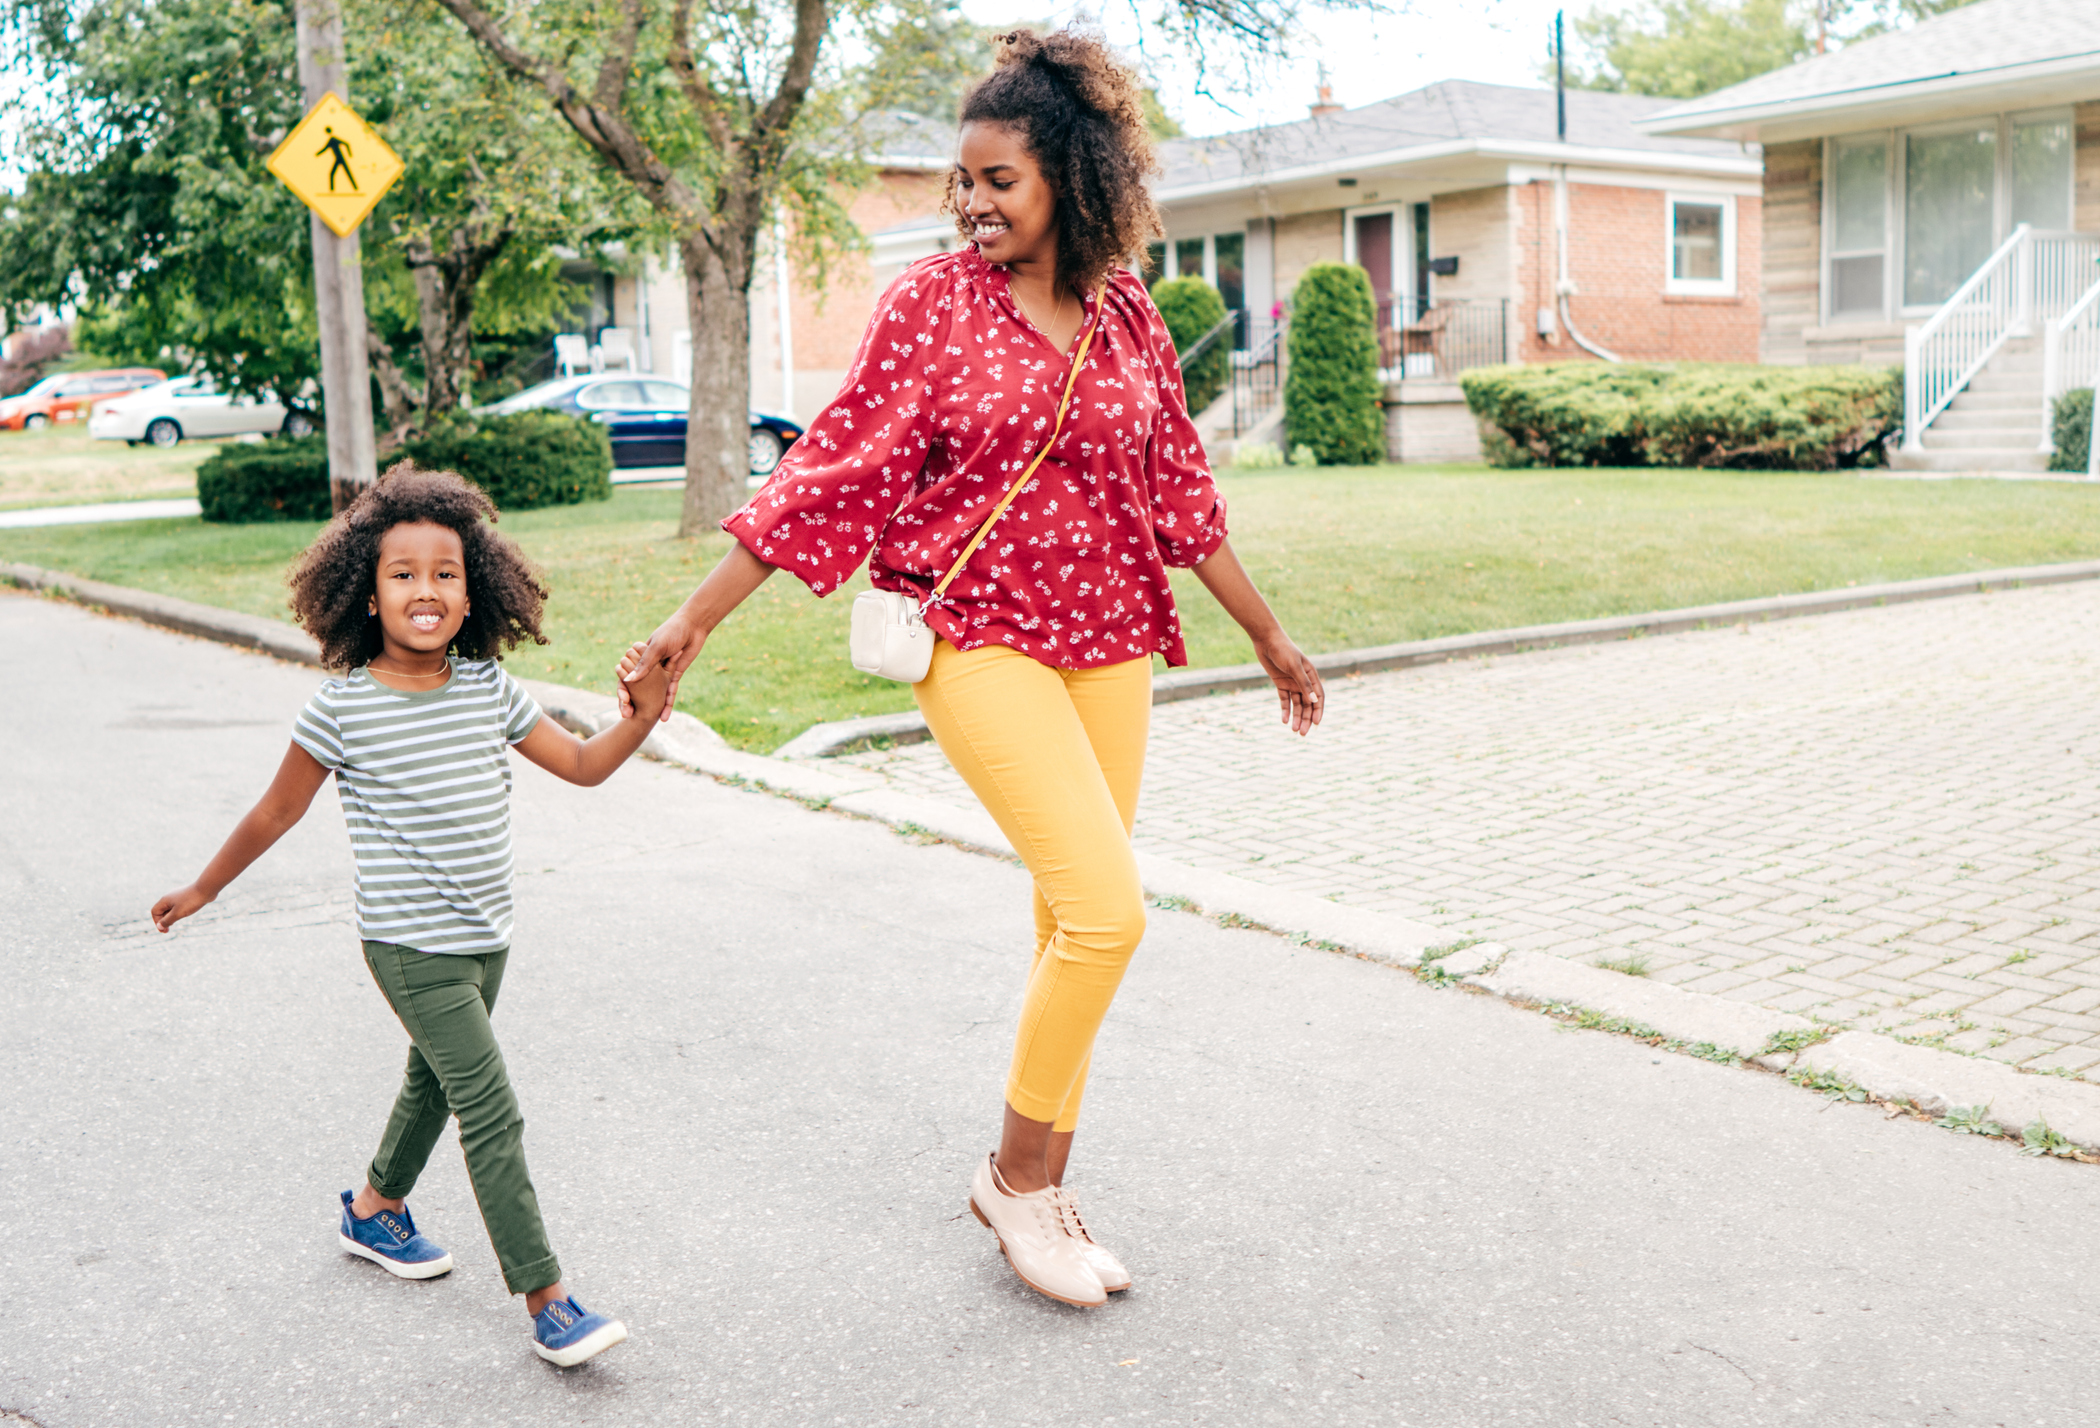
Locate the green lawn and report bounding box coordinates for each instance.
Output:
[0,423,215,510]
[5,466,2098,752]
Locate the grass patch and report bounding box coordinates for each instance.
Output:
[7,465,2100,750]
[1594,952,1653,977]
[0,423,215,510]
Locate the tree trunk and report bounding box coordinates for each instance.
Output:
[413,229,510,417]
[365,330,424,452]
[677,226,756,536]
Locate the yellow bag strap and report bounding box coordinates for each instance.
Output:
[925,286,1107,609]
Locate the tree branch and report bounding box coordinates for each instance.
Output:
[753,0,826,155]
[594,0,648,113]
[668,0,736,155]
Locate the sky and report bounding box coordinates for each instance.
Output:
[959,0,1575,137]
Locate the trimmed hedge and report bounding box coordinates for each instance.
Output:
[1151,276,1230,416]
[1284,262,1384,466]
[198,411,613,523]
[1460,362,1902,470]
[197,437,334,522]
[405,409,612,509]
[2049,388,2091,472]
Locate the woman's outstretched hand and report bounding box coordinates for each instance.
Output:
[1253,631,1325,736]
[616,613,705,723]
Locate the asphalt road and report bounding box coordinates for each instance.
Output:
[4,585,2099,1428]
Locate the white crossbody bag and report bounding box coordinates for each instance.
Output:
[849,292,1106,683]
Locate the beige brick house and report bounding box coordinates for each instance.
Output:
[1645,0,2100,470]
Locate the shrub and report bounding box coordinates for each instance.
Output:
[402,410,612,509]
[197,437,332,522]
[1151,276,1231,416]
[2050,388,2092,472]
[1461,362,1902,470]
[199,411,613,523]
[1232,440,1284,468]
[1284,263,1384,466]
[1289,443,1319,467]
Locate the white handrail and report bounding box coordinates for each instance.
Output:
[1904,225,2030,450]
[2043,269,2100,451]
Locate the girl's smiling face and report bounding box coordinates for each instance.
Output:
[955,121,1058,270]
[368,520,469,662]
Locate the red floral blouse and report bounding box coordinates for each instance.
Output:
[722,246,1228,668]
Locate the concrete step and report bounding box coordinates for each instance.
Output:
[1934,408,2043,432]
[1984,350,2045,372]
[1943,388,2043,412]
[1965,370,2047,393]
[1891,446,2051,472]
[1922,427,2049,450]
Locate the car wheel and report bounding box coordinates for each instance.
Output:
[282,410,316,438]
[145,418,182,448]
[23,413,48,430]
[748,427,787,476]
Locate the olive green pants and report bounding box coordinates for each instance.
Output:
[362,940,560,1296]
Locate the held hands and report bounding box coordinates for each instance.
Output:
[1253,631,1326,737]
[151,883,212,933]
[616,611,705,723]
[616,642,672,722]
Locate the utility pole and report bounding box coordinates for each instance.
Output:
[293,0,377,513]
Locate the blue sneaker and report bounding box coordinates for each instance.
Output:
[337,1189,454,1279]
[532,1296,628,1367]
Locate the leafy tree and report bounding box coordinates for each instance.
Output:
[1559,0,1983,99]
[429,0,1314,535]
[1284,262,1382,466]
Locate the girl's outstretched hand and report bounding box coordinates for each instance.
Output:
[616,642,671,723]
[1253,631,1326,737]
[151,884,211,933]
[617,610,706,723]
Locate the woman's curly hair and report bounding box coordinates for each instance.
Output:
[287,461,550,670]
[944,28,1164,293]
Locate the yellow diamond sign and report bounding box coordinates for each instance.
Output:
[267,92,403,237]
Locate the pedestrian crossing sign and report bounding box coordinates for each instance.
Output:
[266,92,403,237]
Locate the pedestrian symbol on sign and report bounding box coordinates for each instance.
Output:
[318,127,357,193]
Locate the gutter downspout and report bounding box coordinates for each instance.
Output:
[1555,165,1622,363]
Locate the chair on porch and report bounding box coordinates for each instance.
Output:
[554,333,591,377]
[596,328,638,372]
[1397,305,1453,379]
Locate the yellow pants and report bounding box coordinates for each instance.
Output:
[914,640,1151,1132]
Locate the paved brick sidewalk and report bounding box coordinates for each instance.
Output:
[835,580,2100,1077]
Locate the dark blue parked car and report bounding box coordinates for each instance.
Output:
[481,375,804,476]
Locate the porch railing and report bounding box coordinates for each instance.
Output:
[1225,311,1286,438]
[1905,226,2100,448]
[1375,297,1507,380]
[2041,268,2100,452]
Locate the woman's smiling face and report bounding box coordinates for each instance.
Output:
[955,121,1057,270]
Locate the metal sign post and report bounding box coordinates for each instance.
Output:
[288,0,381,513]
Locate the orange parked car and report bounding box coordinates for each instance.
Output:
[0,367,167,430]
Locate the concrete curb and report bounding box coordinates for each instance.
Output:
[16,558,2100,1153]
[774,558,2100,758]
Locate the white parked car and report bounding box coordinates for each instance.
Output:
[89,375,316,448]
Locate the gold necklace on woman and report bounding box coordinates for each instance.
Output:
[1016,281,1070,344]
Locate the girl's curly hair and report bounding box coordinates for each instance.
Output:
[287,461,550,670]
[944,28,1164,293]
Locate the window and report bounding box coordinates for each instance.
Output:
[576,380,646,410]
[639,380,688,410]
[1144,241,1167,286]
[1213,232,1245,311]
[2011,115,2073,230]
[1665,194,1736,296]
[1829,135,1888,318]
[1175,238,1205,279]
[1904,124,1996,307]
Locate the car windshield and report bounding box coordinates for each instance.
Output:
[16,375,69,398]
[484,377,589,415]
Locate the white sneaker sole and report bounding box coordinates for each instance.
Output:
[339,1232,454,1280]
[968,1199,1107,1308]
[533,1319,628,1367]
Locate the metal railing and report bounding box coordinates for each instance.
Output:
[1225,311,1285,437]
[1905,226,2100,449]
[1376,297,1507,380]
[1175,310,1238,374]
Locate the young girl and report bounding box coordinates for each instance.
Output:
[151,463,667,1367]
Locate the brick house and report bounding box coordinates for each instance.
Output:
[1644,0,2100,470]
[871,80,1764,461]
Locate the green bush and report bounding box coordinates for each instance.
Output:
[2050,388,2092,472]
[199,411,613,523]
[402,410,612,509]
[1460,362,1901,470]
[1150,276,1231,416]
[1231,440,1284,469]
[197,437,332,522]
[1284,263,1384,466]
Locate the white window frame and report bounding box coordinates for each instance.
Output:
[1664,192,1737,296]
[1822,130,1896,323]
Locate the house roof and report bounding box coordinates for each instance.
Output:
[1156,79,1751,199]
[1644,0,2100,142]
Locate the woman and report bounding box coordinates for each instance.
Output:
[617,28,1325,1309]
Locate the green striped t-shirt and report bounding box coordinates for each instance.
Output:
[292,660,542,954]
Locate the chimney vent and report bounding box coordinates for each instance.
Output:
[1310,83,1341,118]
